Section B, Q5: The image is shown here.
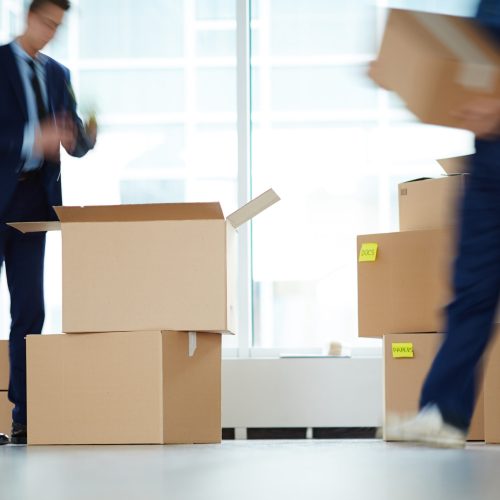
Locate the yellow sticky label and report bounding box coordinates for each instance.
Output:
[359,243,378,262]
[392,343,414,359]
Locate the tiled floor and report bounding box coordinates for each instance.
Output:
[1,440,499,500]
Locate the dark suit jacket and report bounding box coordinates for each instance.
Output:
[0,43,94,221]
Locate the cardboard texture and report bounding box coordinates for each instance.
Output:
[484,329,500,443]
[0,392,13,436]
[371,9,500,129]
[27,331,222,445]
[399,175,466,231]
[357,229,452,338]
[9,190,279,334]
[437,155,473,175]
[384,333,484,441]
[0,340,8,391]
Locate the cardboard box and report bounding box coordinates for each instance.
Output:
[484,330,500,443]
[0,392,13,436]
[399,176,465,231]
[27,331,222,445]
[357,229,452,338]
[0,340,8,390]
[399,156,472,232]
[437,155,472,176]
[384,333,484,441]
[10,190,279,334]
[371,9,500,129]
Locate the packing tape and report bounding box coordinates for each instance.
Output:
[188,331,197,357]
[412,11,497,92]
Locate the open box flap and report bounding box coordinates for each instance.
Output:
[437,155,473,175]
[54,203,225,223]
[7,221,61,234]
[227,189,280,229]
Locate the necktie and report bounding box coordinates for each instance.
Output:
[28,59,48,122]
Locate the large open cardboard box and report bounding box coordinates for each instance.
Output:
[357,229,452,338]
[10,190,279,334]
[399,157,471,232]
[370,9,500,128]
[383,333,484,441]
[27,331,221,445]
[0,340,8,391]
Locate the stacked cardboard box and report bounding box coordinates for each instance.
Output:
[366,7,500,441]
[383,333,484,441]
[10,190,279,445]
[0,340,13,436]
[484,330,500,443]
[357,160,467,339]
[356,159,483,438]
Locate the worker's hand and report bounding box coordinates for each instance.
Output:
[57,113,78,154]
[452,98,500,139]
[85,114,98,147]
[34,120,68,161]
[368,60,391,91]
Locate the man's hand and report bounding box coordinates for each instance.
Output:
[368,60,391,91]
[452,98,500,139]
[85,115,98,147]
[57,113,78,153]
[34,117,78,160]
[34,120,63,161]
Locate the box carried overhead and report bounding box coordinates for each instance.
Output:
[10,189,280,334]
[370,9,500,129]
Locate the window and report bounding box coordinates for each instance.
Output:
[0,0,238,348]
[249,0,477,350]
[0,0,480,353]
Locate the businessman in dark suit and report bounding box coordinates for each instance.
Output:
[0,0,96,444]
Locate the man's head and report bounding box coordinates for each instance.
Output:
[24,0,70,53]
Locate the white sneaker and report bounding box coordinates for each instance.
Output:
[382,405,467,449]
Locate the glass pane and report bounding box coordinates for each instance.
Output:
[197,68,236,112]
[79,0,184,58]
[197,29,236,57]
[250,0,475,349]
[79,69,185,114]
[115,125,186,169]
[120,179,186,204]
[271,66,377,111]
[269,0,376,56]
[196,0,236,20]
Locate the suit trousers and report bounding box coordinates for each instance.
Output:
[0,174,48,425]
[420,140,500,431]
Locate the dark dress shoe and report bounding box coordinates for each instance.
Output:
[0,433,9,445]
[10,423,27,445]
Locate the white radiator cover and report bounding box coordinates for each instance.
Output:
[221,358,383,428]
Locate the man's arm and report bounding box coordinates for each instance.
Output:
[61,68,97,158]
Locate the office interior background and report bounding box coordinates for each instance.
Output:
[0,0,475,356]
